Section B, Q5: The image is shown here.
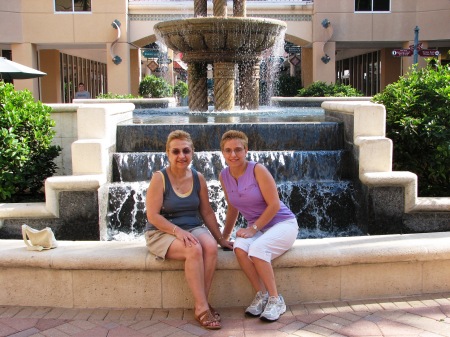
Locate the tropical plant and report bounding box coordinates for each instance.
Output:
[0,82,61,201]
[372,60,449,197]
[138,75,173,98]
[174,81,188,98]
[96,92,139,99]
[297,81,364,97]
[274,74,302,97]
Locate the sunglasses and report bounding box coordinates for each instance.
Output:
[171,147,192,155]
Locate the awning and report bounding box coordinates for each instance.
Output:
[174,60,187,70]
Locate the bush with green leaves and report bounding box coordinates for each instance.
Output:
[274,74,302,97]
[173,81,188,98]
[0,82,61,201]
[96,92,140,99]
[138,75,173,98]
[372,61,449,197]
[297,81,364,97]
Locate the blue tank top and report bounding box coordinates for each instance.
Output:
[220,161,295,231]
[145,167,203,231]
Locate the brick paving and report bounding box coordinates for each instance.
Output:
[1,293,450,336]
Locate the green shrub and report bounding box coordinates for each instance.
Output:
[297,81,363,97]
[372,61,449,197]
[174,81,188,98]
[0,82,61,201]
[274,75,302,97]
[138,75,173,98]
[96,92,139,99]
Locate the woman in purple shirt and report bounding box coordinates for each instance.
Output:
[219,130,299,321]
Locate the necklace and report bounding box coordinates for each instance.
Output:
[168,167,188,190]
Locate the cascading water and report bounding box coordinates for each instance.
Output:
[107,142,363,241]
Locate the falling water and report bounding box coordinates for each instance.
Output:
[107,150,363,241]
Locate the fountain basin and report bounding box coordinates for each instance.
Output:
[154,17,287,62]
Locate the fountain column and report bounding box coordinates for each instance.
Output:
[188,62,208,112]
[238,60,260,110]
[194,0,207,17]
[233,0,246,17]
[214,62,235,111]
[213,0,227,17]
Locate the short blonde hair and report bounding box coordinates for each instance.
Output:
[166,130,194,153]
[220,130,248,151]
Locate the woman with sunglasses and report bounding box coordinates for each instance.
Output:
[219,130,298,322]
[145,130,232,330]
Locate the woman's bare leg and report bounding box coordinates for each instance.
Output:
[234,248,266,293]
[251,257,278,296]
[195,233,218,296]
[166,239,219,327]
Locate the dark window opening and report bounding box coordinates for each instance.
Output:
[55,0,91,12]
[355,0,390,12]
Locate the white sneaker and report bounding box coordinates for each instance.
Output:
[245,291,268,316]
[260,295,286,321]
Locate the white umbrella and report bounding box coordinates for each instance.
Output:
[0,57,47,80]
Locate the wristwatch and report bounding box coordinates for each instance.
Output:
[251,224,258,231]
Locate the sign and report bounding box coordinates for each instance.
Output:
[392,49,413,57]
[418,49,440,57]
[147,60,159,72]
[409,42,423,51]
[288,46,301,54]
[158,57,172,65]
[142,49,160,58]
[289,55,301,66]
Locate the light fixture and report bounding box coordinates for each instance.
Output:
[321,19,333,65]
[110,19,122,65]
[321,19,331,28]
[321,54,331,64]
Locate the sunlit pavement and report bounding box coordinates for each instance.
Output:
[1,293,450,336]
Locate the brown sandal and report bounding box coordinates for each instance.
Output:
[195,309,221,330]
[209,304,221,322]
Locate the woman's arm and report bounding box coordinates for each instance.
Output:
[198,173,233,248]
[219,173,239,241]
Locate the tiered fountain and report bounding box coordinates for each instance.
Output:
[104,0,363,240]
[154,0,286,111]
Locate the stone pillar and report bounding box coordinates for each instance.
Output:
[214,62,235,111]
[194,0,207,17]
[312,41,335,84]
[238,61,260,110]
[10,43,40,99]
[233,0,246,17]
[188,62,208,112]
[213,0,227,17]
[106,42,131,95]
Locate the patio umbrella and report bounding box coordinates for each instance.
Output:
[0,57,47,80]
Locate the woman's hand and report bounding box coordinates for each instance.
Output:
[218,237,233,250]
[236,227,256,239]
[175,228,199,247]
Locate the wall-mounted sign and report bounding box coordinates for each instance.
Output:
[147,60,159,72]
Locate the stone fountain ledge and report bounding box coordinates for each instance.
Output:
[0,99,448,227]
[1,232,450,309]
[321,101,450,215]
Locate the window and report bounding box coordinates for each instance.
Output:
[55,0,91,12]
[355,0,390,12]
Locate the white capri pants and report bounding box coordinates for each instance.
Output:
[233,218,299,262]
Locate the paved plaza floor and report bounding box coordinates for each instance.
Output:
[1,293,450,337]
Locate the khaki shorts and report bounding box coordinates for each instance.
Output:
[145,226,209,260]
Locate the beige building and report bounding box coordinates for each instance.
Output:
[0,0,448,102]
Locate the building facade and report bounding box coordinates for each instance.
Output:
[0,0,449,102]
